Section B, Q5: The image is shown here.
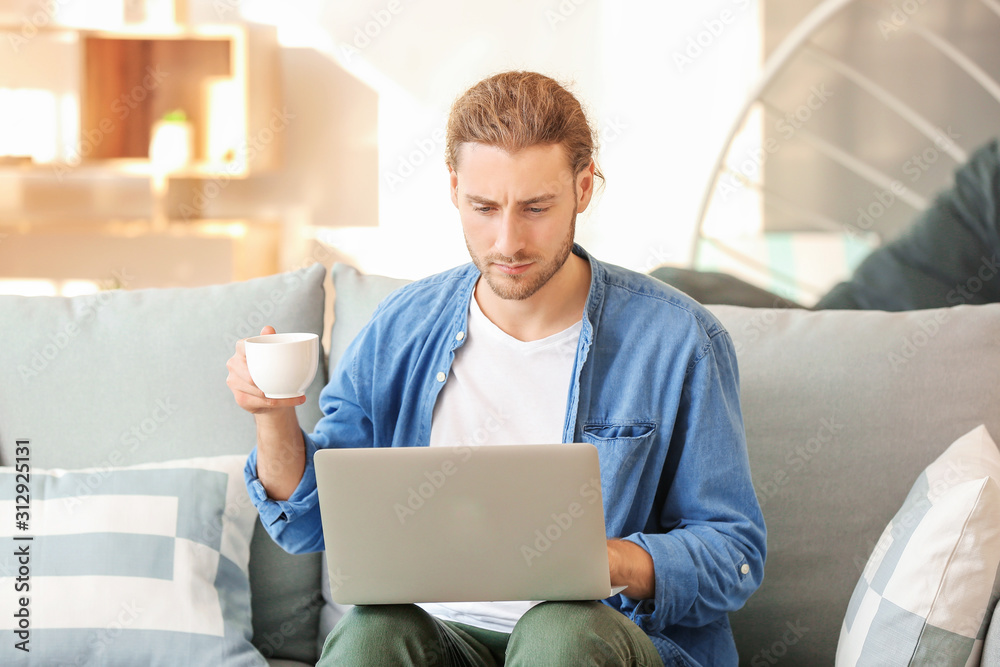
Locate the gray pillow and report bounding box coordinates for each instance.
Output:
[0,263,328,664]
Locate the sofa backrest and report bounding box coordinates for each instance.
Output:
[711,304,1000,664]
[0,263,329,664]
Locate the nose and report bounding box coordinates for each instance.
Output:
[494,210,526,259]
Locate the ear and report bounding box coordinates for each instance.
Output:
[575,160,596,213]
[449,164,459,209]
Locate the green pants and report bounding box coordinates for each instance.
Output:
[318,601,664,666]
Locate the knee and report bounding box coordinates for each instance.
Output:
[509,601,660,667]
[320,604,444,665]
[515,600,606,636]
[509,601,609,658]
[336,604,435,636]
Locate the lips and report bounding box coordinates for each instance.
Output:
[494,262,531,275]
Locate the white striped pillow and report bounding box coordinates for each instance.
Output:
[0,455,263,666]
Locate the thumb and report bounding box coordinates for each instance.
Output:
[260,326,276,336]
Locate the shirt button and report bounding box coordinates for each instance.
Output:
[436,372,446,382]
[740,563,750,575]
[456,331,465,341]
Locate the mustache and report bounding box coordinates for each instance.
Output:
[485,253,538,264]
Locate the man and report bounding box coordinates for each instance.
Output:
[227,71,766,666]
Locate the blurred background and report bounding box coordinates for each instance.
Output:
[0,0,997,306]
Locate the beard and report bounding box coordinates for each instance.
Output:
[466,208,577,301]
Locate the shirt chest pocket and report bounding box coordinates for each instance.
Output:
[581,421,658,494]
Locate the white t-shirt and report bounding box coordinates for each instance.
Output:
[416,291,582,633]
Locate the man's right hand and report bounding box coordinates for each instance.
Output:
[227,325,308,501]
[226,326,307,413]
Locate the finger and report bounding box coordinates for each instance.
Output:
[261,395,308,408]
[226,355,257,386]
[240,394,308,413]
[228,372,264,398]
[260,326,276,335]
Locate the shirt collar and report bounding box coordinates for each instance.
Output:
[453,243,604,348]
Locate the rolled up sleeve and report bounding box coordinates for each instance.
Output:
[244,430,325,553]
[621,331,766,631]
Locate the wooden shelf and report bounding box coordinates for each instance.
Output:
[0,23,280,179]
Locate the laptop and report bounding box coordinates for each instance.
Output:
[314,443,628,605]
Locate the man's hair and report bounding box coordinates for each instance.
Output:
[445,71,605,185]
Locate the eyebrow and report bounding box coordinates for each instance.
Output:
[465,193,558,207]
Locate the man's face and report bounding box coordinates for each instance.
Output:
[449,143,594,301]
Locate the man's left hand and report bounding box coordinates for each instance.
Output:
[607,539,656,600]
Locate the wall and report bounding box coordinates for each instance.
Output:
[0,0,763,282]
[759,0,1000,241]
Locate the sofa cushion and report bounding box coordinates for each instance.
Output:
[710,303,1000,665]
[647,265,803,308]
[836,425,1000,666]
[0,455,260,666]
[327,263,412,379]
[0,264,328,664]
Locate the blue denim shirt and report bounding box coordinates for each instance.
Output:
[245,245,766,666]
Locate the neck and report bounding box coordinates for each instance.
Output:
[474,252,591,342]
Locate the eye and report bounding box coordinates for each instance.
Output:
[472,205,493,213]
[527,207,547,214]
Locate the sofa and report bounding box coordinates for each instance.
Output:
[2,258,1000,666]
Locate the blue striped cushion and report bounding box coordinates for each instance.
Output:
[0,455,263,666]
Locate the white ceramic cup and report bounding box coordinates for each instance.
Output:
[244,332,319,399]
